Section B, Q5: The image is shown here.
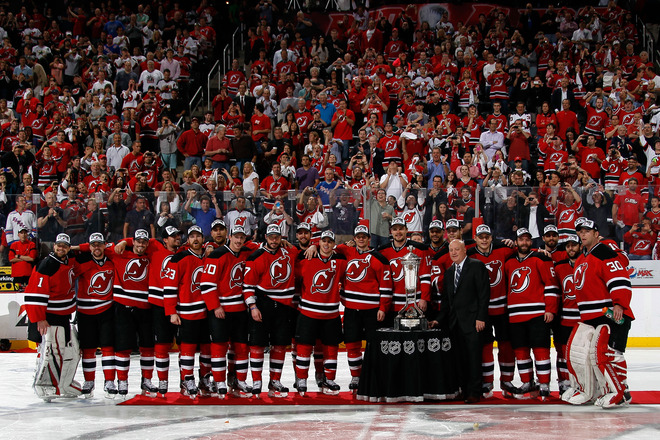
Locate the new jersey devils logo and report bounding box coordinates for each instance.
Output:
[390,258,405,282]
[269,182,282,194]
[160,255,173,278]
[403,211,415,223]
[384,139,398,152]
[229,262,244,289]
[269,256,291,286]
[124,258,149,282]
[88,270,114,296]
[485,261,502,287]
[234,216,247,226]
[562,274,575,301]
[509,267,531,293]
[190,266,204,294]
[587,116,600,126]
[550,152,564,163]
[573,262,588,290]
[346,257,371,282]
[633,240,651,252]
[311,268,336,294]
[558,210,576,224]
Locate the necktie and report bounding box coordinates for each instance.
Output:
[454,263,461,291]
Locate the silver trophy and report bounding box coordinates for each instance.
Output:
[394,246,428,331]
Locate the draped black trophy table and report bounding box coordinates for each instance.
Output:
[356,328,460,402]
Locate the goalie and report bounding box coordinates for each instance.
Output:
[563,220,634,408]
[24,234,82,401]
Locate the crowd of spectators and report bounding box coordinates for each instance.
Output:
[3,0,660,278]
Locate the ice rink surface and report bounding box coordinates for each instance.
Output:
[1,348,659,440]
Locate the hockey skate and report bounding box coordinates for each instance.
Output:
[227,372,238,390]
[513,381,540,399]
[231,380,252,398]
[117,380,129,399]
[267,379,289,398]
[141,377,158,398]
[482,382,494,399]
[216,382,228,399]
[500,381,519,398]
[315,371,326,390]
[81,381,95,398]
[251,380,262,398]
[198,373,217,397]
[558,380,571,397]
[158,380,168,397]
[180,375,198,399]
[320,379,340,396]
[349,376,360,394]
[104,380,118,399]
[294,377,307,396]
[539,383,550,400]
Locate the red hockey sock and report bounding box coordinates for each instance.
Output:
[249,346,264,383]
[269,345,286,381]
[101,346,115,381]
[226,342,235,376]
[199,343,211,378]
[345,341,363,377]
[323,345,339,381]
[295,344,313,380]
[179,343,197,380]
[210,342,228,383]
[115,350,131,381]
[82,348,97,382]
[557,344,569,382]
[498,341,515,382]
[154,343,171,381]
[233,342,249,382]
[514,347,533,383]
[481,343,495,383]
[139,347,154,379]
[532,347,551,384]
[290,340,297,371]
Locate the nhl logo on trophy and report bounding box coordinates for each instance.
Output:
[394,246,428,331]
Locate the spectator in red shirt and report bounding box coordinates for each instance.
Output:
[613,176,646,246]
[9,227,37,288]
[624,218,656,260]
[177,117,207,171]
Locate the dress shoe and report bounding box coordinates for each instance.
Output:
[464,395,480,404]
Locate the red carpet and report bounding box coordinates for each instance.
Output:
[120,390,660,406]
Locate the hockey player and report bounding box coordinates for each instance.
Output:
[504,228,560,399]
[73,233,117,398]
[553,233,582,396]
[25,233,81,400]
[467,224,518,398]
[540,225,568,263]
[163,226,212,399]
[378,217,431,324]
[204,219,228,255]
[243,224,299,397]
[569,219,634,407]
[200,225,259,398]
[294,230,347,395]
[335,224,392,392]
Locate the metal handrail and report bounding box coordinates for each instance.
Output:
[207,59,220,111]
[189,86,203,119]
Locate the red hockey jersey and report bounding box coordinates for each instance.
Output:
[295,252,347,319]
[468,242,516,316]
[378,241,431,312]
[73,253,115,315]
[162,248,207,320]
[335,245,392,312]
[200,244,254,312]
[504,251,560,323]
[25,253,76,323]
[243,246,299,307]
[554,258,580,327]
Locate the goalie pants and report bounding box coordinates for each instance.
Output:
[583,316,632,353]
[28,313,70,344]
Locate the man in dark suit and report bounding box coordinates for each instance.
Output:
[521,191,551,249]
[431,238,490,403]
[233,82,256,120]
[550,77,576,112]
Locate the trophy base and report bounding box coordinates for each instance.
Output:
[394,317,428,331]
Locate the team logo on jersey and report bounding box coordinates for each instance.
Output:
[573,262,588,290]
[485,261,503,287]
[509,267,531,293]
[403,211,416,223]
[67,267,75,292]
[390,258,405,282]
[269,182,283,194]
[562,274,575,300]
[229,262,245,289]
[296,116,308,127]
[160,255,173,278]
[384,139,398,152]
[558,210,576,225]
[269,256,292,286]
[124,258,149,282]
[587,116,601,127]
[550,152,564,163]
[621,114,634,126]
[311,268,336,294]
[346,257,371,282]
[88,270,114,296]
[190,266,204,294]
[633,240,651,252]
[234,216,247,227]
[608,164,618,173]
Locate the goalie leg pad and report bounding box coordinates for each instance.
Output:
[33,325,82,400]
[591,325,627,408]
[563,323,599,404]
